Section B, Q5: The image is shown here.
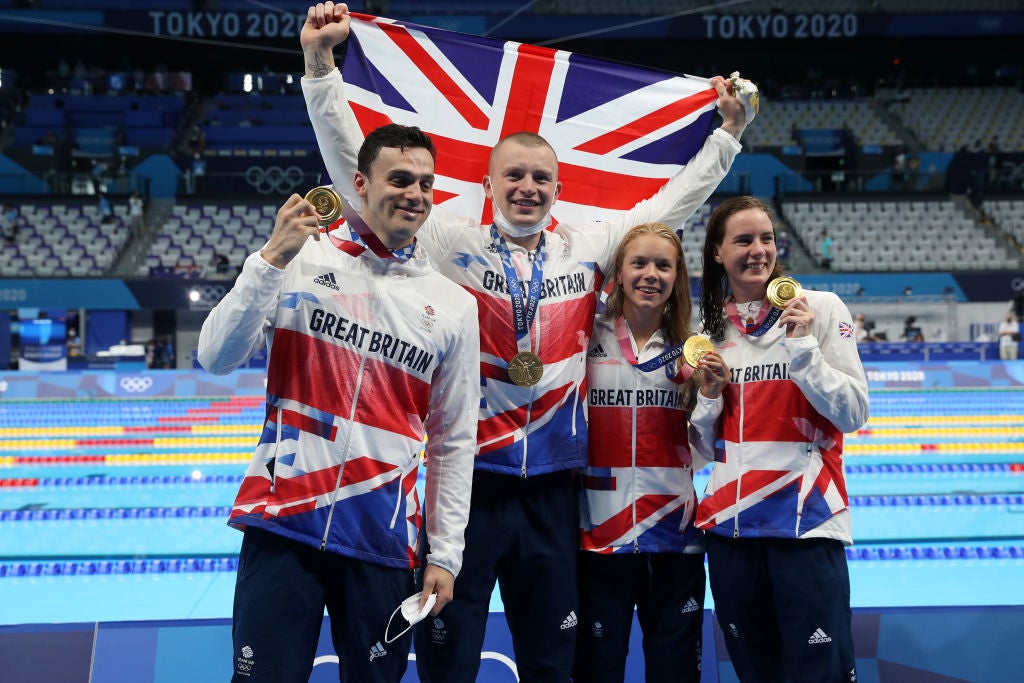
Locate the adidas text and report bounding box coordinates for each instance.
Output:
[808,628,833,645]
[681,597,701,613]
[314,272,340,290]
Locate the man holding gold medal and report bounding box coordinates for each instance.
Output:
[300,4,753,680]
[692,196,868,683]
[198,123,480,682]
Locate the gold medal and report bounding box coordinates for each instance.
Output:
[304,186,344,226]
[507,351,544,387]
[683,335,713,368]
[766,276,802,309]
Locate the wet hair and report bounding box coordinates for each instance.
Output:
[357,124,436,178]
[699,196,783,342]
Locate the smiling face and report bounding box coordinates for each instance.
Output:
[618,233,679,321]
[354,145,435,249]
[712,206,777,303]
[483,137,561,230]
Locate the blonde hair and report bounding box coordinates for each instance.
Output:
[605,223,697,402]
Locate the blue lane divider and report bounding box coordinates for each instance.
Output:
[3,493,1022,523]
[846,545,1024,561]
[0,557,238,578]
[850,494,1024,507]
[1,545,1022,579]
[845,463,1012,474]
[25,474,246,487]
[0,506,233,521]
[6,463,1014,490]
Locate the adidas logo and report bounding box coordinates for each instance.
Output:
[587,344,607,358]
[368,641,387,661]
[314,272,340,290]
[560,611,578,630]
[681,597,700,614]
[808,628,833,645]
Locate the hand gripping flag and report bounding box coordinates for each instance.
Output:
[339,12,724,226]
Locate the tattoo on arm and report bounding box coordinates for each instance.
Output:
[308,53,332,78]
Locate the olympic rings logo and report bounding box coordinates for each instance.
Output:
[189,284,229,310]
[119,376,154,393]
[245,165,306,195]
[311,652,518,679]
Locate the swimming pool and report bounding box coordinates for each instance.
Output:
[2,382,1023,623]
[1,371,1023,682]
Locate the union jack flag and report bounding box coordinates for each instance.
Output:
[838,321,854,339]
[339,13,721,226]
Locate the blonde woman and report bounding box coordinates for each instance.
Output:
[576,222,728,682]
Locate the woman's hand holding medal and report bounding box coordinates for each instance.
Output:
[768,276,813,339]
[685,335,729,400]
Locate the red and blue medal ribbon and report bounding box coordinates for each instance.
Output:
[725,298,781,337]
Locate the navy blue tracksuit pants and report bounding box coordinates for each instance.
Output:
[230,526,414,683]
[705,534,857,683]
[415,470,579,683]
[574,550,706,683]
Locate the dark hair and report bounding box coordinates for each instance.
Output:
[357,124,436,178]
[699,196,782,341]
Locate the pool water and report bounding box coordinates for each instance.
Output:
[2,388,1023,625]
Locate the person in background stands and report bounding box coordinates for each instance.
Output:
[775,228,792,267]
[818,229,833,270]
[97,192,114,225]
[128,190,145,239]
[998,310,1020,360]
[1,204,16,244]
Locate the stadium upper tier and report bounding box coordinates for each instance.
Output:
[5,196,1017,281]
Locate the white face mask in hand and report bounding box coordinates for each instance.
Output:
[384,591,437,644]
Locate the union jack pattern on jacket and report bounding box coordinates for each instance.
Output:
[579,316,713,554]
[691,289,869,544]
[197,232,479,574]
[305,70,740,476]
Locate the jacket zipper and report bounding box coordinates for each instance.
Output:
[320,323,372,550]
[733,380,744,539]
[389,447,418,530]
[632,384,639,553]
[269,405,282,494]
